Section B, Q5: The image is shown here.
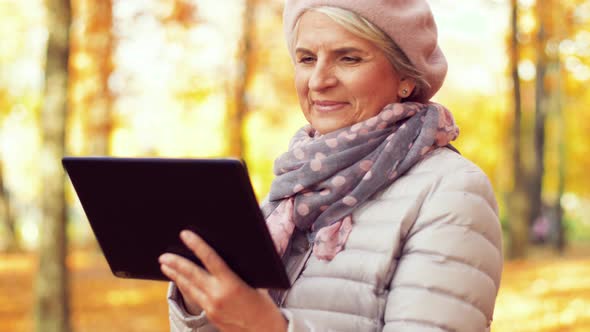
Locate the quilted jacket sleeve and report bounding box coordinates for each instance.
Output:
[383,167,503,332]
[167,283,218,332]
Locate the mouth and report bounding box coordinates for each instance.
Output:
[312,100,349,113]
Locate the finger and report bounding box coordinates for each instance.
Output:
[161,264,208,307]
[180,230,234,277]
[159,253,211,288]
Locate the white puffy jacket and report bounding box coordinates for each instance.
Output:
[167,147,503,332]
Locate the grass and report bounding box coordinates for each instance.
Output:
[0,245,589,331]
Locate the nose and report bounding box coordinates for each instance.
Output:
[308,61,338,91]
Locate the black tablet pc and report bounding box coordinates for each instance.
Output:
[62,157,290,289]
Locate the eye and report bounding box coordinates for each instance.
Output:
[298,56,316,64]
[341,56,361,63]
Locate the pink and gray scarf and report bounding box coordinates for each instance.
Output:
[261,102,459,261]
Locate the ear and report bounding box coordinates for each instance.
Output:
[397,78,417,99]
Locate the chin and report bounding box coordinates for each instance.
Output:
[312,122,347,135]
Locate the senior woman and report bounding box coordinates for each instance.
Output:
[159,0,503,331]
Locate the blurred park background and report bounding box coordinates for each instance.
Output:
[0,0,589,331]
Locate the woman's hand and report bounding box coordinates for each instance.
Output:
[159,230,287,332]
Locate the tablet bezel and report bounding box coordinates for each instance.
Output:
[62,157,290,289]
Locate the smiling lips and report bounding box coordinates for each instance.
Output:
[312,100,349,113]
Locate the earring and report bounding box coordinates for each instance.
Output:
[401,88,409,96]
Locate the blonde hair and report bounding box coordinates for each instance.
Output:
[292,6,430,101]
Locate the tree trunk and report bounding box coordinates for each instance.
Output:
[555,86,566,253]
[508,0,529,259]
[0,165,17,251]
[553,3,567,254]
[531,0,548,229]
[35,0,72,331]
[226,0,255,158]
[71,0,113,156]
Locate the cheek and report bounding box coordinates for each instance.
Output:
[294,72,313,122]
[355,71,399,112]
[294,70,308,92]
[294,73,310,105]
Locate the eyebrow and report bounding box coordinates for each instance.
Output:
[295,47,367,56]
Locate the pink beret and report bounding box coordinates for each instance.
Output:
[283,0,448,102]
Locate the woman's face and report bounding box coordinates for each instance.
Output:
[294,11,406,135]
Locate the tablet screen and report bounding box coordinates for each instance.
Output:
[63,157,290,289]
